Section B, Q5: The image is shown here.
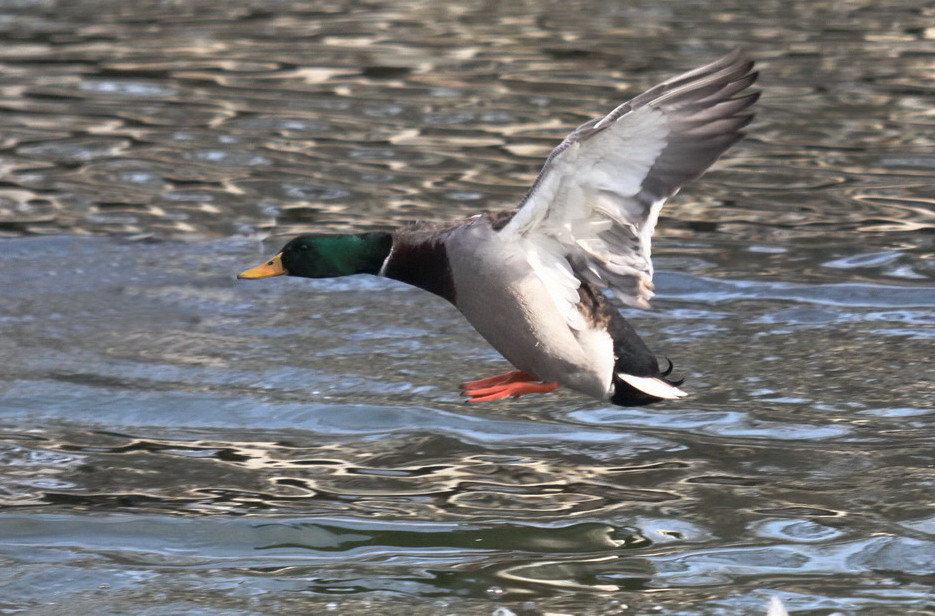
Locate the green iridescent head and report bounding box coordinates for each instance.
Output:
[238,232,393,280]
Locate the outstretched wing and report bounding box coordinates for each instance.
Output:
[502,50,758,327]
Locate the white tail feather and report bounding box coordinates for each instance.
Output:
[617,373,687,399]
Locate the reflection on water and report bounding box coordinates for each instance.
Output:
[0,1,934,615]
[1,0,933,248]
[2,236,933,615]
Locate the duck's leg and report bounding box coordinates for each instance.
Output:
[463,379,560,403]
[461,370,536,391]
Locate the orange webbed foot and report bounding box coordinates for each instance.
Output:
[462,375,559,403]
[460,370,536,391]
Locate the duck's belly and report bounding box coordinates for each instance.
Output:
[446,224,614,399]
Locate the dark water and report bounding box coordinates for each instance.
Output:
[1,1,934,615]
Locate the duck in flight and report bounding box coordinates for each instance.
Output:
[238,51,758,407]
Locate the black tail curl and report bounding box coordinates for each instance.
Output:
[661,357,674,377]
[661,358,684,386]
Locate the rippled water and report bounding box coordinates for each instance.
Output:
[1,1,934,615]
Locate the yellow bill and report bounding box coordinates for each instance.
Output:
[238,253,287,279]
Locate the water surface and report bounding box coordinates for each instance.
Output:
[1,1,934,615]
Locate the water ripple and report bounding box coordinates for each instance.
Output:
[1,1,934,614]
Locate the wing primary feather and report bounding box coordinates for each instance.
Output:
[504,51,757,318]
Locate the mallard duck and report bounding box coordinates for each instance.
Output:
[239,51,758,406]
